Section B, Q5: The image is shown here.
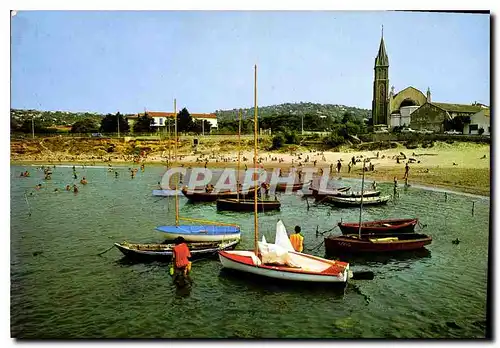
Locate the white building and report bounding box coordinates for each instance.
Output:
[390,105,420,128]
[126,111,218,132]
[463,109,490,135]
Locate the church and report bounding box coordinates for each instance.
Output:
[371,30,487,133]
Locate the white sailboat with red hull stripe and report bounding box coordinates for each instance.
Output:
[218,65,350,284]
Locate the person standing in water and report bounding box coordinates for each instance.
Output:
[172,237,192,285]
[290,226,304,253]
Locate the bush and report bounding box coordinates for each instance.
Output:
[271,134,285,149]
[283,130,300,145]
[323,132,345,147]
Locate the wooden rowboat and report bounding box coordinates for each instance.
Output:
[311,186,351,200]
[275,182,305,192]
[181,186,259,202]
[216,198,281,212]
[338,218,419,235]
[336,190,381,198]
[324,195,391,207]
[324,233,432,254]
[115,239,240,261]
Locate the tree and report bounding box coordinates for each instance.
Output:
[133,113,154,133]
[71,118,99,133]
[271,134,285,149]
[444,115,470,132]
[100,112,130,133]
[177,108,195,133]
[19,118,51,134]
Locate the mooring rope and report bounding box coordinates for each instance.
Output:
[315,225,338,237]
[97,245,115,256]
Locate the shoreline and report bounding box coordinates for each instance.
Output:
[10,139,490,197]
[11,158,490,198]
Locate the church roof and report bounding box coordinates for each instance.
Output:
[431,102,482,114]
[374,35,389,67]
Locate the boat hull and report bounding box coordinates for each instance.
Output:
[115,240,239,261]
[218,250,349,283]
[311,186,351,200]
[336,190,381,198]
[181,186,259,202]
[216,198,281,212]
[325,195,391,207]
[155,225,241,242]
[338,218,418,235]
[152,189,182,197]
[324,233,432,253]
[275,183,304,192]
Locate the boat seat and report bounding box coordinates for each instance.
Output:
[369,237,399,243]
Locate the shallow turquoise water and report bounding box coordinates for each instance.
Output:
[10,164,490,338]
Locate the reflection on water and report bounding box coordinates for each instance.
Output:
[218,268,347,297]
[326,248,432,266]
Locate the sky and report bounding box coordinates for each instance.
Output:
[10,10,490,114]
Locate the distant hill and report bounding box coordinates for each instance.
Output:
[10,108,106,126]
[215,102,371,122]
[10,102,371,129]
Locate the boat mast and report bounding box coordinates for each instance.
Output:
[237,109,242,202]
[174,98,179,226]
[253,65,259,256]
[358,159,366,238]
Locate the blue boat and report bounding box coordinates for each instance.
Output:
[156,225,241,242]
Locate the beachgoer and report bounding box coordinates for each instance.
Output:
[393,177,398,197]
[172,237,192,280]
[372,181,377,190]
[73,185,79,193]
[65,185,71,191]
[348,162,352,173]
[290,226,304,253]
[404,162,410,179]
[337,160,342,173]
[80,177,88,185]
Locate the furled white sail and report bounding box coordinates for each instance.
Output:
[275,220,295,252]
[257,220,300,267]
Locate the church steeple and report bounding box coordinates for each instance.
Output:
[375,26,389,67]
[372,25,390,126]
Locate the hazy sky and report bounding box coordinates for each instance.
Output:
[11,11,490,114]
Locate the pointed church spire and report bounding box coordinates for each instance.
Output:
[375,25,389,67]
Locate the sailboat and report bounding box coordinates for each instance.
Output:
[324,161,432,254]
[216,108,281,212]
[153,99,242,242]
[153,117,182,197]
[218,65,350,283]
